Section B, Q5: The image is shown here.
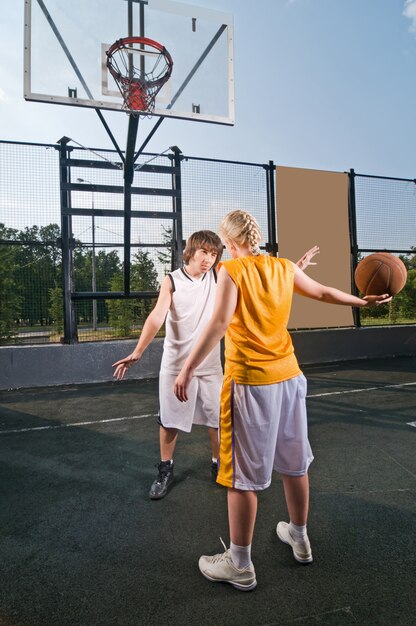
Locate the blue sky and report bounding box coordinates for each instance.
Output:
[1,0,416,178]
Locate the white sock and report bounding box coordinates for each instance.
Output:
[289,521,307,540]
[230,541,252,569]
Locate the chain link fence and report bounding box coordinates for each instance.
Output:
[354,172,416,326]
[0,140,415,344]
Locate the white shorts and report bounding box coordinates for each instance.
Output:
[159,371,222,433]
[217,374,314,491]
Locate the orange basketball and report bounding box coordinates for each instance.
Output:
[354,253,407,296]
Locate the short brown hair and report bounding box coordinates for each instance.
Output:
[183,230,223,265]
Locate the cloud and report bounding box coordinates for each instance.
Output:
[403,0,416,32]
[0,88,9,103]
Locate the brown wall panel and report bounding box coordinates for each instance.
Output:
[276,166,354,329]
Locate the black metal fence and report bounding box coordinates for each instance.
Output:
[0,140,414,345]
[351,171,416,326]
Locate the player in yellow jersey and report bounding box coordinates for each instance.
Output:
[174,210,391,591]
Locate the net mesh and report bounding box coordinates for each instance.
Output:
[106,38,173,115]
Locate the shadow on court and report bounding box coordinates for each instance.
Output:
[0,356,415,626]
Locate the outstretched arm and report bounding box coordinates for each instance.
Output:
[296,245,320,271]
[174,267,237,401]
[292,263,392,307]
[112,276,172,380]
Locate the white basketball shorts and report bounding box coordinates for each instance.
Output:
[159,371,222,433]
[217,373,314,491]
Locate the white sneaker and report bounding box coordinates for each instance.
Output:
[198,539,257,591]
[276,521,313,564]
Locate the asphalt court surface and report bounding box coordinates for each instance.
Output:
[0,356,415,625]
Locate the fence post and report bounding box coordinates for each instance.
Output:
[266,161,278,256]
[348,168,360,327]
[58,137,78,343]
[171,146,183,269]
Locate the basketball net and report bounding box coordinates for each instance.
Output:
[106,37,173,116]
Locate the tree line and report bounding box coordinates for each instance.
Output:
[359,251,416,324]
[0,222,415,344]
[0,222,169,344]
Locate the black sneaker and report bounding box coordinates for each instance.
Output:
[149,461,174,500]
[211,460,218,482]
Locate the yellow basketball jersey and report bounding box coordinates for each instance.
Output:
[218,256,301,384]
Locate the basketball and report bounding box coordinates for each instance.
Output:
[354,252,407,296]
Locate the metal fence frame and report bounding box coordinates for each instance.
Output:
[349,169,416,326]
[0,140,415,345]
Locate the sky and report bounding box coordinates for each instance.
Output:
[1,0,416,179]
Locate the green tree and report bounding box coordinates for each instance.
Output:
[395,252,416,321]
[73,247,122,326]
[96,250,122,323]
[132,249,159,318]
[157,224,174,275]
[0,224,21,343]
[360,250,416,324]
[107,249,159,337]
[48,286,64,336]
[14,224,61,326]
[73,246,93,325]
[107,271,134,337]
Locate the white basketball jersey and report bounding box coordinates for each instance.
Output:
[161,267,222,375]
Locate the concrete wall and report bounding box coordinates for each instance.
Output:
[1,326,415,390]
[291,325,416,365]
[0,339,164,391]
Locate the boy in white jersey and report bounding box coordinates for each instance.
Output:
[113,231,224,499]
[113,229,319,501]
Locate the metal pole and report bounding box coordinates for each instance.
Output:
[171,147,183,268]
[348,168,360,327]
[124,115,140,295]
[266,161,278,256]
[58,138,78,343]
[122,1,141,295]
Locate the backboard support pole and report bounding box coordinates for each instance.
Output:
[171,147,183,268]
[57,137,78,344]
[35,0,124,162]
[123,115,140,295]
[133,24,227,162]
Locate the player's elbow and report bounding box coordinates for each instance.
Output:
[147,310,165,330]
[316,289,332,303]
[211,317,229,336]
[316,290,330,302]
[318,287,341,304]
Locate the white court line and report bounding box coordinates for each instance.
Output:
[288,606,355,624]
[377,446,416,480]
[1,381,415,435]
[307,381,416,398]
[0,413,158,435]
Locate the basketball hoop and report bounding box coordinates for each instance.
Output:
[106,37,173,115]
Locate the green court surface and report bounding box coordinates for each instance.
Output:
[0,356,415,625]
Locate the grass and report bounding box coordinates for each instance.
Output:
[361,317,416,326]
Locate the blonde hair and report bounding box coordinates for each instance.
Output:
[219,210,262,256]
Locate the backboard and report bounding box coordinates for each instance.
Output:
[24,0,234,125]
